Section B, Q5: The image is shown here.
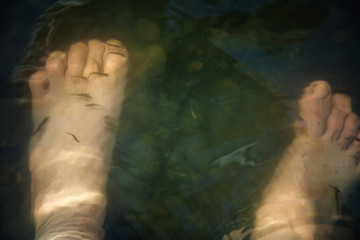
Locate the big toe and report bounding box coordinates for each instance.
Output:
[299,80,332,137]
[103,39,128,76]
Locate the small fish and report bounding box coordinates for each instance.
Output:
[190,103,197,119]
[65,132,80,143]
[329,184,341,214]
[32,117,49,135]
[328,184,340,193]
[70,75,87,80]
[172,171,187,177]
[88,72,109,77]
[70,93,92,99]
[86,103,103,108]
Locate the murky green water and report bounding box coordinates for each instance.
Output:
[1,0,360,239]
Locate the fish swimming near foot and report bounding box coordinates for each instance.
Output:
[86,103,103,109]
[70,93,92,99]
[88,72,109,78]
[32,117,49,135]
[65,132,80,142]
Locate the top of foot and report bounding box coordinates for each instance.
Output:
[28,40,130,238]
[243,80,360,240]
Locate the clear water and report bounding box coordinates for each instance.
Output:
[1,0,360,239]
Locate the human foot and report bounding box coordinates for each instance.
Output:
[250,81,360,239]
[28,39,128,240]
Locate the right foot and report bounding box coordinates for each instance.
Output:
[28,39,128,239]
[251,81,360,240]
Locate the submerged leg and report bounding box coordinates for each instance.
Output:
[224,81,360,240]
[28,39,128,239]
[252,81,360,239]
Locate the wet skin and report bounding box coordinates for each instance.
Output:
[29,38,360,240]
[28,39,128,240]
[225,81,360,240]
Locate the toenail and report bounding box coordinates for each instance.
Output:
[107,42,122,48]
[49,51,66,58]
[106,40,126,53]
[49,52,57,57]
[88,39,103,45]
[72,42,87,49]
[30,71,47,81]
[106,39,124,47]
[312,82,330,98]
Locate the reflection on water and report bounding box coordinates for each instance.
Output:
[1,0,360,239]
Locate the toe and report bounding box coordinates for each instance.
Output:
[323,94,352,141]
[302,80,331,98]
[67,42,88,80]
[103,39,128,75]
[221,235,230,240]
[29,71,48,97]
[337,113,360,149]
[46,51,67,90]
[83,40,105,79]
[299,80,332,137]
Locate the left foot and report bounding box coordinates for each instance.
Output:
[28,39,128,240]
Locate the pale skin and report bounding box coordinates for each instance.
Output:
[28,39,128,239]
[224,81,360,239]
[28,39,360,239]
